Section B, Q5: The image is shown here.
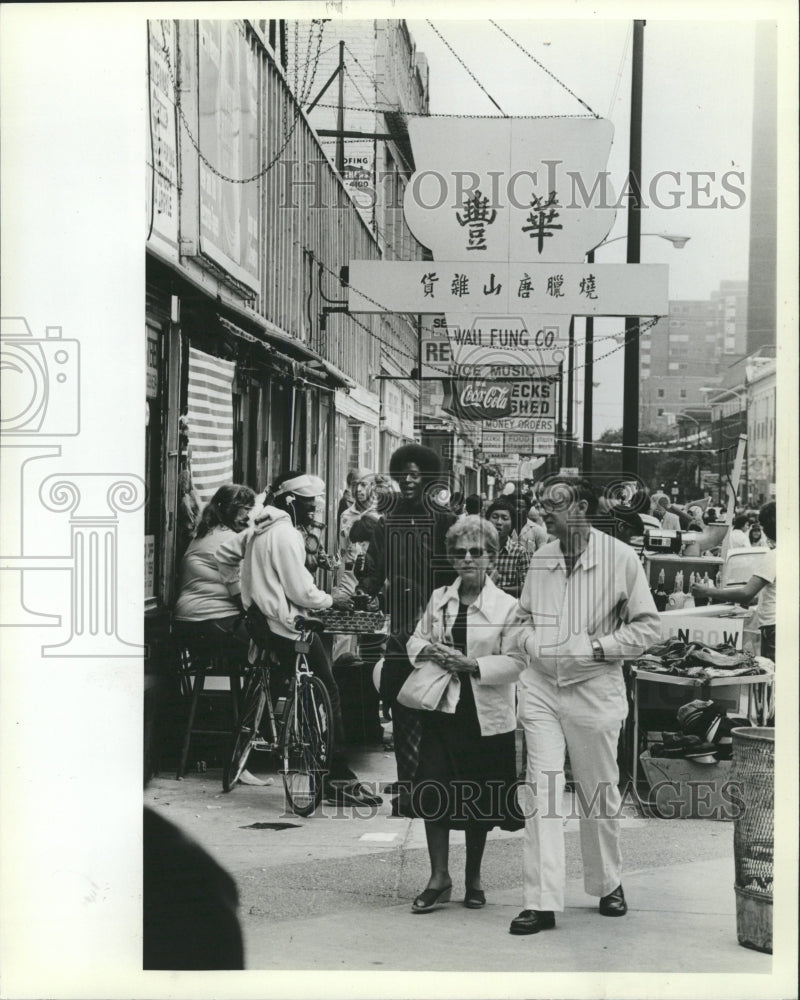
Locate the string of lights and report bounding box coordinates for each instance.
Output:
[299,20,327,106]
[343,43,397,109]
[488,20,600,118]
[310,101,595,120]
[426,21,507,115]
[156,21,314,185]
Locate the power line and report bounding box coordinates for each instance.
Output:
[426,21,507,116]
[489,20,600,118]
[607,24,632,119]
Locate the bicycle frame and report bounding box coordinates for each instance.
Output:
[223,621,333,816]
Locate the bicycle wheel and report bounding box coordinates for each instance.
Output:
[280,674,333,817]
[222,667,267,792]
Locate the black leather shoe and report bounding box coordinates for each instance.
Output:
[599,885,627,916]
[509,909,556,935]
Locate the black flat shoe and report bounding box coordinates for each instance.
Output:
[411,884,452,913]
[509,909,556,935]
[599,885,627,917]
[464,887,486,909]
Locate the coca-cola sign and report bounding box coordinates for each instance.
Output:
[443,379,513,420]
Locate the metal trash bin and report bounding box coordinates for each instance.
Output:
[731,726,774,953]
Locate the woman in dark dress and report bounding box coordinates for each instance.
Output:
[406,516,526,912]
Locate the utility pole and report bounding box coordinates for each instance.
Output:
[622,19,645,476]
[565,317,575,467]
[336,41,345,176]
[557,360,564,468]
[582,251,595,473]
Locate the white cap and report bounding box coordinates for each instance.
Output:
[274,474,325,498]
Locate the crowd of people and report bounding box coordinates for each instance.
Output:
[167,448,777,949]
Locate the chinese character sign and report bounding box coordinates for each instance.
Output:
[402,117,618,265]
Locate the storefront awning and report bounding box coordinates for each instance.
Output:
[218,316,355,391]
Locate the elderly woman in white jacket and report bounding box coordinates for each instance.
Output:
[405,516,526,913]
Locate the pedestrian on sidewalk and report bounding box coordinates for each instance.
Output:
[406,517,526,913]
[486,497,530,598]
[362,444,456,817]
[510,475,660,936]
[216,470,382,807]
[692,500,776,662]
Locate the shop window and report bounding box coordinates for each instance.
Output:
[348,422,361,470]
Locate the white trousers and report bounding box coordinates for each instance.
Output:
[519,669,628,912]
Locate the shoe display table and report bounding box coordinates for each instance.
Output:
[629,666,774,813]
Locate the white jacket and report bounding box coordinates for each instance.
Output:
[215,506,332,638]
[406,576,526,736]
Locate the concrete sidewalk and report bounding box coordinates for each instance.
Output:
[145,742,771,974]
[241,857,768,973]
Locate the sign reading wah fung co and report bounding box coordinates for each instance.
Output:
[348,117,668,373]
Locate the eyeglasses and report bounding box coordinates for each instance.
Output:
[451,547,486,559]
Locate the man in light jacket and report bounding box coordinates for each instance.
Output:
[216,470,381,807]
[510,476,660,936]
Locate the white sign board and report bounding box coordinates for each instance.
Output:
[420,316,563,378]
[482,431,505,453]
[534,434,556,455]
[660,615,743,648]
[349,261,669,317]
[484,416,555,433]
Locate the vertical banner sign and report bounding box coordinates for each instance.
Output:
[186,347,236,506]
[198,21,261,293]
[146,19,179,257]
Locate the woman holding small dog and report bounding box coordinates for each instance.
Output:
[405,516,526,913]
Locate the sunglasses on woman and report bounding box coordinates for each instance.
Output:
[451,547,486,559]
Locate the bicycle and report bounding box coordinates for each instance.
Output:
[223,614,333,817]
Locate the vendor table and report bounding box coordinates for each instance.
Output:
[629,666,775,804]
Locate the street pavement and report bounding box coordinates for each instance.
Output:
[144,733,772,976]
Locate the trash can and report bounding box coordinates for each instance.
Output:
[731,726,774,953]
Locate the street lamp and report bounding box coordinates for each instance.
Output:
[581,233,691,475]
[593,232,692,251]
[702,386,748,503]
[674,410,711,493]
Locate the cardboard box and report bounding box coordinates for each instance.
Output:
[639,751,740,821]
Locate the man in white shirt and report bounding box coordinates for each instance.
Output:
[729,513,752,549]
[693,501,776,662]
[510,476,660,936]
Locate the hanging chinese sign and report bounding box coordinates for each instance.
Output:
[348,116,668,374]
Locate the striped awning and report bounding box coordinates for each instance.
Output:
[187,346,236,505]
